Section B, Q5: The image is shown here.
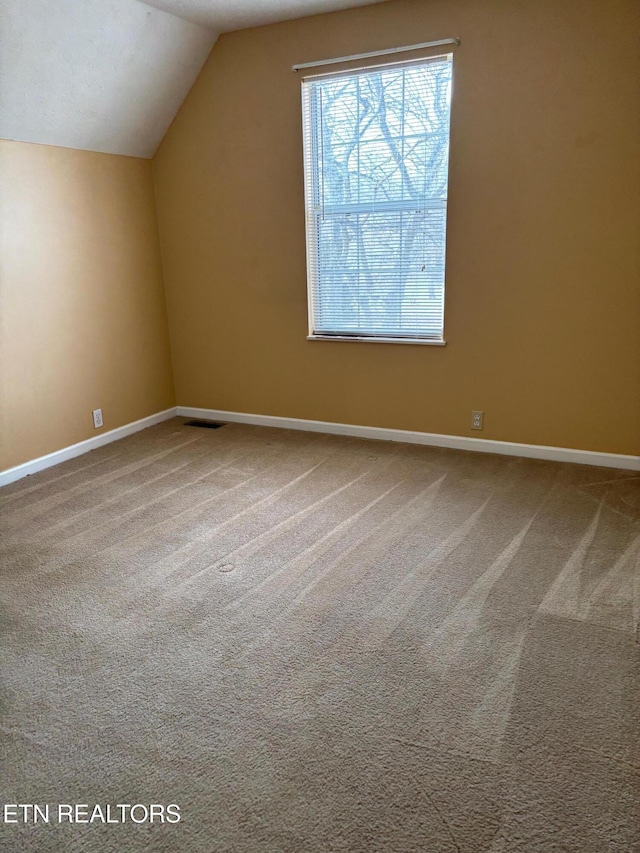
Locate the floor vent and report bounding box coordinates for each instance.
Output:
[185,420,226,429]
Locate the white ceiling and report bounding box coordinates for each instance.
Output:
[0,0,388,159]
[138,0,388,31]
[0,0,217,158]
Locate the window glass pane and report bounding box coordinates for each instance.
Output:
[313,208,446,337]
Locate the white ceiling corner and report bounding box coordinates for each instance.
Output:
[0,0,389,159]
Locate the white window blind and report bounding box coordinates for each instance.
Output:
[301,54,453,342]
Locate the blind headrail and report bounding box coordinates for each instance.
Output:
[292,38,460,72]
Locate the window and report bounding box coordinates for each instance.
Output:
[301,54,453,344]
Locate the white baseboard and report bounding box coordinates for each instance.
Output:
[2,404,636,488]
[0,408,178,488]
[178,406,640,471]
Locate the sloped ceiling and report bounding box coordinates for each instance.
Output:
[139,0,389,31]
[0,0,389,159]
[0,0,217,158]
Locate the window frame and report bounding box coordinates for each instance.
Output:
[301,54,454,346]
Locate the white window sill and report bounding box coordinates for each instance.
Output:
[307,335,446,346]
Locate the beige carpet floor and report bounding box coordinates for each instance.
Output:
[1,418,639,852]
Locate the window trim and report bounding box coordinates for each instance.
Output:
[306,334,447,346]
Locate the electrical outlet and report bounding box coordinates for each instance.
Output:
[92,408,103,429]
[471,410,484,430]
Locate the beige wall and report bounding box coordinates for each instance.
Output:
[0,140,175,471]
[154,0,640,456]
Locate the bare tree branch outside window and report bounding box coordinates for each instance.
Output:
[303,56,452,339]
